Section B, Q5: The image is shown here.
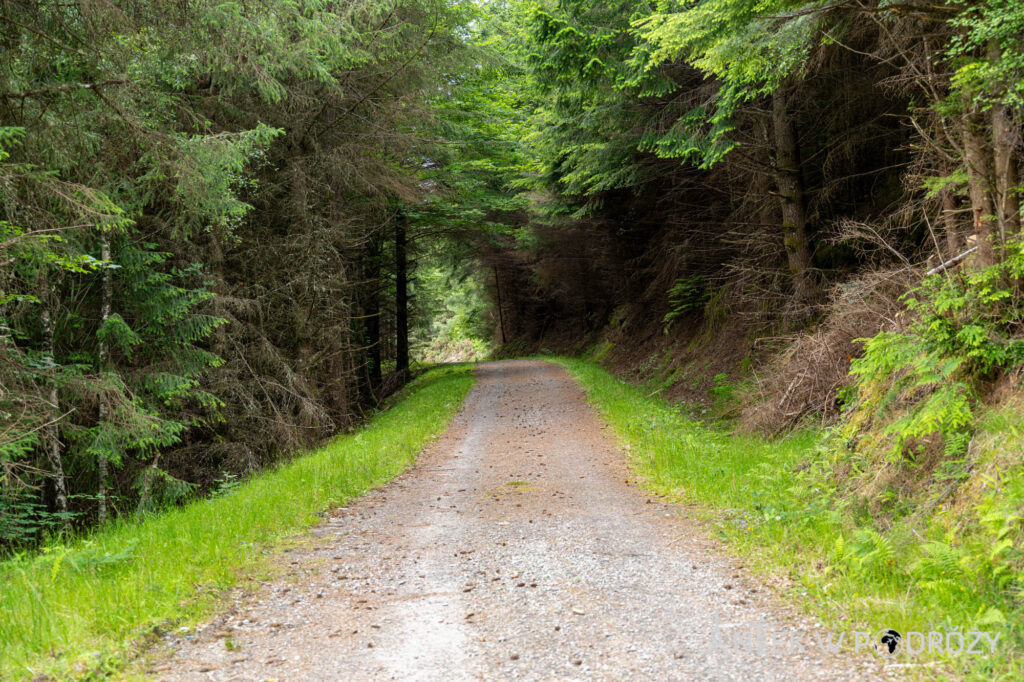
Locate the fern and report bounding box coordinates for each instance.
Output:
[849,528,898,579]
[846,240,1024,462]
[914,541,965,580]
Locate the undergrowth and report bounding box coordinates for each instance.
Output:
[555,356,1023,680]
[0,364,474,680]
[843,240,1024,464]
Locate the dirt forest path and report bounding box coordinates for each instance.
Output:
[157,360,888,681]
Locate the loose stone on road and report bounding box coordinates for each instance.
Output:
[158,360,886,680]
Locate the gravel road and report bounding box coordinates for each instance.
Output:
[156,360,889,681]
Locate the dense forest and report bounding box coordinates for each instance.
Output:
[2,0,1024,563]
[0,0,491,539]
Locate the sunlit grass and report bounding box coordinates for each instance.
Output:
[555,356,1022,680]
[0,364,474,679]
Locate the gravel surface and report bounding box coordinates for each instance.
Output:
[155,360,893,681]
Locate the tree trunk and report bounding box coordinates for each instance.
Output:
[365,233,382,396]
[394,211,409,381]
[771,89,818,306]
[989,41,1021,241]
[494,266,506,345]
[39,296,69,536]
[329,320,353,425]
[136,454,160,518]
[940,189,964,258]
[323,143,355,416]
[962,108,998,266]
[992,103,1020,239]
[97,230,112,524]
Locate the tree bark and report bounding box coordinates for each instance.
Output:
[962,108,997,266]
[365,233,382,395]
[39,295,69,536]
[135,453,160,518]
[394,211,409,381]
[96,230,112,524]
[940,189,963,259]
[988,41,1021,241]
[771,89,818,306]
[992,104,1020,239]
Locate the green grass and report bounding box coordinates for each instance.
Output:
[554,356,1023,680]
[0,364,474,680]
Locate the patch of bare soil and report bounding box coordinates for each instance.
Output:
[153,360,894,681]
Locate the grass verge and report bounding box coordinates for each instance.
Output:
[554,356,1022,680]
[0,364,474,680]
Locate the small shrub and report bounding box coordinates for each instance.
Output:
[663,276,710,331]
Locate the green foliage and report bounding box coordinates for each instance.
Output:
[1,0,476,542]
[634,0,818,92]
[847,527,897,580]
[418,9,530,235]
[846,242,1024,461]
[35,539,139,578]
[0,364,473,679]
[210,472,242,499]
[413,261,493,363]
[922,168,969,200]
[709,372,736,408]
[663,275,711,330]
[0,488,73,549]
[3,0,1024,672]
[947,0,1024,109]
[524,0,658,202]
[631,0,821,167]
[133,468,195,516]
[39,236,227,522]
[559,356,1024,677]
